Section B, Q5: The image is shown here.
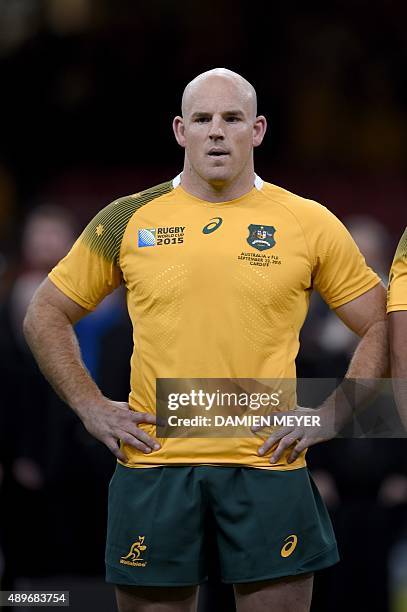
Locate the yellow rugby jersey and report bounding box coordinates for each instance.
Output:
[49,175,380,469]
[387,228,407,313]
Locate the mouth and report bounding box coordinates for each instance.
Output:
[207,149,230,157]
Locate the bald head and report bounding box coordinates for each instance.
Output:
[181,68,257,120]
[173,68,267,197]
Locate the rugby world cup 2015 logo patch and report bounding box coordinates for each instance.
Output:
[138,226,185,247]
[138,228,156,247]
[247,224,276,251]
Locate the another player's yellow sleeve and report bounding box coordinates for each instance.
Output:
[310,207,380,309]
[387,228,407,313]
[49,206,122,310]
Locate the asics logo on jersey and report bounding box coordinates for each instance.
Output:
[202,217,223,234]
[280,534,298,558]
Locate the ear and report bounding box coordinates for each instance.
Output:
[173,116,186,148]
[253,115,267,148]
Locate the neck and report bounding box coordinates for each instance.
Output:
[179,163,256,203]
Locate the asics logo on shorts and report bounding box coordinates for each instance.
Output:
[280,534,298,558]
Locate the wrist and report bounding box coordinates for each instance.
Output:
[70,390,105,423]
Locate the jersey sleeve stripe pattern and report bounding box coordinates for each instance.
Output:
[81,181,173,264]
[395,228,407,261]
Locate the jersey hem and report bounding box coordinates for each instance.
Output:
[116,459,307,471]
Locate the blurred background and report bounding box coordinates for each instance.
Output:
[0,0,406,610]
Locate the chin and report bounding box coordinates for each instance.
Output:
[202,167,234,186]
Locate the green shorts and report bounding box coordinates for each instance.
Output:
[106,465,338,586]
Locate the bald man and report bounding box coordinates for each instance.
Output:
[24,69,388,612]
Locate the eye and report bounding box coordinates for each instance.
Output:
[195,116,210,123]
[225,116,241,123]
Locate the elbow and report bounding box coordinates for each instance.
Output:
[360,317,388,339]
[23,303,34,343]
[23,296,41,345]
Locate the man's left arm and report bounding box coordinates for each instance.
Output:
[258,283,388,463]
[335,283,388,379]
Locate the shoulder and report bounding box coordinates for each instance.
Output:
[261,181,343,232]
[87,180,174,233]
[80,180,174,263]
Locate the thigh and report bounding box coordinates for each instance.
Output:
[116,584,198,612]
[234,573,313,612]
[106,465,207,586]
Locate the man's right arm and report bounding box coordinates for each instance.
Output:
[23,278,160,460]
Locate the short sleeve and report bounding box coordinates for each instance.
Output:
[310,207,381,309]
[48,183,174,309]
[387,228,407,313]
[48,203,123,310]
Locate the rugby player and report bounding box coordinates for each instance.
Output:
[24,68,388,612]
[388,228,407,428]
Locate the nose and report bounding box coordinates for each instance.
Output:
[208,116,225,140]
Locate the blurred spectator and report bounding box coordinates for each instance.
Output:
[8,205,76,337]
[0,203,131,589]
[0,204,76,587]
[0,204,77,483]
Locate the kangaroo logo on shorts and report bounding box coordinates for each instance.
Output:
[120,536,147,567]
[280,534,298,558]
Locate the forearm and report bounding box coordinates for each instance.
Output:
[346,319,388,379]
[23,299,102,422]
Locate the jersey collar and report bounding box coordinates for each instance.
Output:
[172,173,264,191]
